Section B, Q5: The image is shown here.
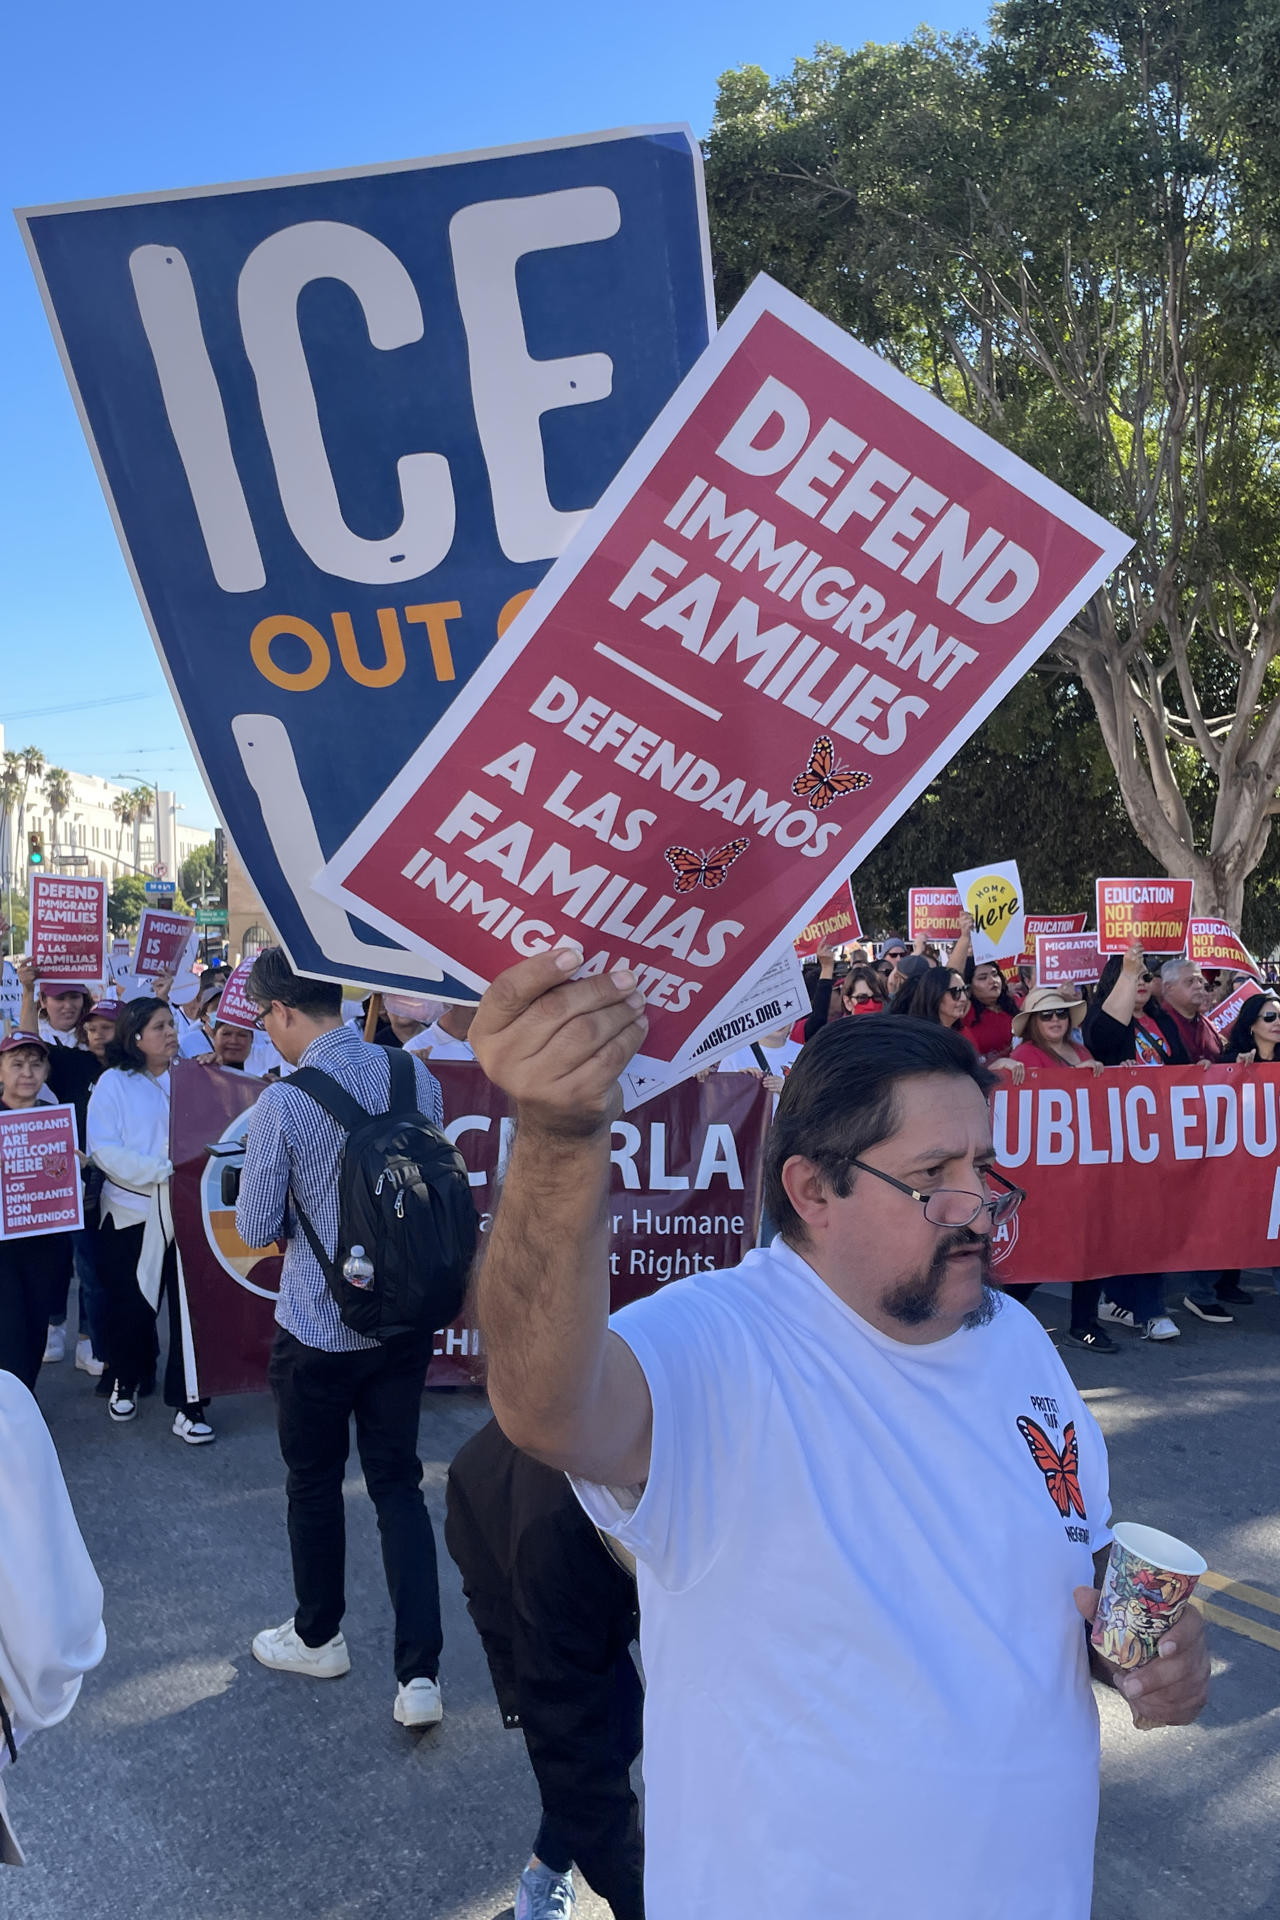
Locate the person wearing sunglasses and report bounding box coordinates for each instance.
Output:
[1221,991,1280,1064]
[1081,942,1170,1066]
[888,965,972,1033]
[467,958,1209,1919]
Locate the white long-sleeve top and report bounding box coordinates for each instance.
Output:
[86,1066,174,1306]
[0,1375,106,1862]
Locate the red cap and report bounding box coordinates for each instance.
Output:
[0,1032,50,1057]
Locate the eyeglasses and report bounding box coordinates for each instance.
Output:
[1139,971,1153,983]
[1258,1011,1280,1024]
[850,1158,1024,1230]
[847,990,876,1004]
[944,983,970,998]
[1039,1009,1070,1021]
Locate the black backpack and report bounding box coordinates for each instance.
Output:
[287,1048,478,1343]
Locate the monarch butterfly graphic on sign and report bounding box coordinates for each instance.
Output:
[791,737,873,813]
[662,839,750,893]
[1015,1415,1087,1520]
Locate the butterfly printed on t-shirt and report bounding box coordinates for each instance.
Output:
[1015,1415,1087,1520]
[791,736,873,813]
[662,838,750,893]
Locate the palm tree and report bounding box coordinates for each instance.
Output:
[16,745,44,860]
[111,792,135,875]
[43,768,73,859]
[130,785,154,873]
[0,754,23,888]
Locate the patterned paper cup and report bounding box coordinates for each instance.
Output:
[1090,1522,1207,1670]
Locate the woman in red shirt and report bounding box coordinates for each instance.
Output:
[1004,987,1101,1074]
[961,961,1020,1064]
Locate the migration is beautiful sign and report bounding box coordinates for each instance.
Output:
[21,129,714,1000]
[319,277,1131,1077]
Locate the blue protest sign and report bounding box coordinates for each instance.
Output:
[19,127,713,995]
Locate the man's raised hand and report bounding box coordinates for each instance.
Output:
[470,949,648,1135]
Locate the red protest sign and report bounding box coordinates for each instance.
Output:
[990,1066,1280,1282]
[1096,878,1194,953]
[134,908,195,978]
[1035,930,1106,988]
[1024,912,1088,940]
[0,1103,83,1240]
[908,887,964,944]
[215,959,260,1030]
[1203,981,1261,1041]
[29,874,107,981]
[317,277,1129,1069]
[795,883,861,957]
[1186,918,1257,973]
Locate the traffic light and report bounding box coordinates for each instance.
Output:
[27,830,44,868]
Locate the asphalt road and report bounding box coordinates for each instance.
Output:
[10,1278,1280,1919]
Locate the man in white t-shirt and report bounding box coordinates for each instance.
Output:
[469,952,1210,1920]
[405,1003,476,1062]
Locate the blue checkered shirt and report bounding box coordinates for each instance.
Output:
[235,1024,444,1352]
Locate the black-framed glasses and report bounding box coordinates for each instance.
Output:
[1258,1011,1280,1024]
[849,1158,1025,1230]
[944,983,970,998]
[1039,1009,1071,1020]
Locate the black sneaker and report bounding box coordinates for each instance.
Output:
[1216,1280,1254,1306]
[1063,1326,1119,1353]
[1183,1296,1234,1324]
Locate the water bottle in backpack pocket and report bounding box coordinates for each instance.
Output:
[287,1049,479,1342]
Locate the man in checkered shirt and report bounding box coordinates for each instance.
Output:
[235,947,449,1729]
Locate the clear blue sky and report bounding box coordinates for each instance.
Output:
[1,0,989,836]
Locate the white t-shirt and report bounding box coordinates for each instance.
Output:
[405,1021,475,1061]
[575,1241,1111,1919]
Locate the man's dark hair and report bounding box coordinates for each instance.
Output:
[764,1016,995,1245]
[246,945,343,1018]
[106,997,170,1073]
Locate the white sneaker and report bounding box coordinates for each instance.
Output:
[108,1387,137,1423]
[172,1411,216,1445]
[42,1325,66,1364]
[1097,1300,1136,1329]
[1143,1316,1181,1342]
[252,1618,350,1678]
[393,1676,443,1727]
[75,1338,105,1378]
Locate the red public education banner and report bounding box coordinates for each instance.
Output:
[0,1103,83,1240]
[1096,878,1194,954]
[317,276,1129,1075]
[992,1065,1280,1282]
[170,1060,770,1398]
[908,887,965,944]
[134,908,195,978]
[1024,912,1088,940]
[29,874,108,981]
[1186,918,1257,973]
[795,883,861,957]
[1035,930,1106,988]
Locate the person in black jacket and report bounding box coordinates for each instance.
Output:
[446,1418,644,1920]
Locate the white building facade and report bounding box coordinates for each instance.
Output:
[0,727,212,889]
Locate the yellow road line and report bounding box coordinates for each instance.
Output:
[1196,1597,1280,1656]
[1201,1569,1280,1619]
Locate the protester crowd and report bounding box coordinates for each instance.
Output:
[0,913,1245,1915]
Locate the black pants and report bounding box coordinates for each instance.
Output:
[446,1421,645,1919]
[98,1219,195,1408]
[0,1236,72,1392]
[268,1327,442,1683]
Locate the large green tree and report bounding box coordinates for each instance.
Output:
[706,0,1280,926]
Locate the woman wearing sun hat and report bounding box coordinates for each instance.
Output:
[1004,986,1100,1074]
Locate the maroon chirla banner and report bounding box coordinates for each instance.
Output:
[171,1060,770,1398]
[990,1065,1280,1282]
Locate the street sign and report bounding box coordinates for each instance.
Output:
[144,879,173,895]
[152,863,169,878]
[195,908,228,926]
[20,126,715,999]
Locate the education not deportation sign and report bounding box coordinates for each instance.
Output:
[18,127,714,1000]
[318,275,1132,1068]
